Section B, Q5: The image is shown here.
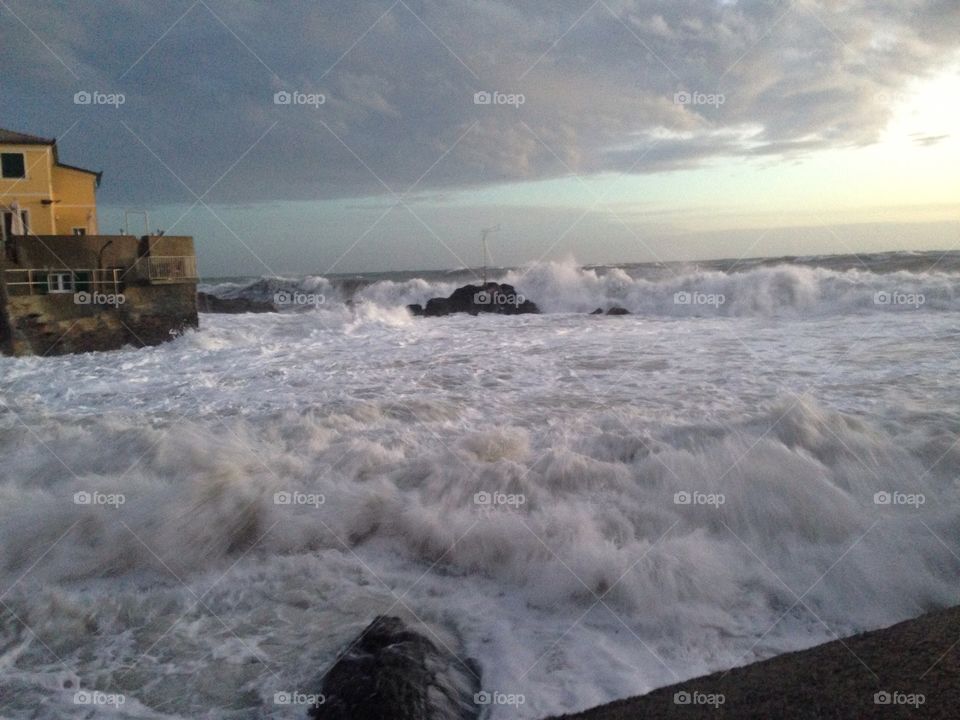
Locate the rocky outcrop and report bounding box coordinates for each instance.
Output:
[590,306,631,315]
[310,616,481,720]
[196,292,275,314]
[415,282,539,317]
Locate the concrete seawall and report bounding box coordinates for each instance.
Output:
[0,234,198,356]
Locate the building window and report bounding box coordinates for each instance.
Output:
[73,227,87,236]
[1,153,26,179]
[47,272,73,293]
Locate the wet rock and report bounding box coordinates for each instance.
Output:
[310,616,481,720]
[406,303,425,317]
[590,308,604,315]
[606,306,631,315]
[421,282,539,317]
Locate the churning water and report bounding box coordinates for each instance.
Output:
[2,252,959,718]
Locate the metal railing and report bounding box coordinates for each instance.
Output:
[146,255,197,282]
[3,268,122,296]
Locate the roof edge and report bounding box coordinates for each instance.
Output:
[0,128,56,145]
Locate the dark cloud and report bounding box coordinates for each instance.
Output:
[1,0,957,205]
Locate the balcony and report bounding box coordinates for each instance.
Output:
[3,267,125,296]
[144,255,198,283]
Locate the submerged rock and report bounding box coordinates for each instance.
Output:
[309,616,481,720]
[418,282,539,317]
[590,308,605,315]
[606,306,631,315]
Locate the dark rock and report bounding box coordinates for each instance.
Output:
[606,306,631,315]
[310,616,481,720]
[546,604,960,720]
[421,282,539,317]
[196,292,275,314]
[406,303,424,317]
[590,308,604,315]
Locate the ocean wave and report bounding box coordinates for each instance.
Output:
[3,396,956,622]
[199,253,960,318]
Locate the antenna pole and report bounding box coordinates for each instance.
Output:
[480,225,500,285]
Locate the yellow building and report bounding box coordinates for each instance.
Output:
[0,128,101,240]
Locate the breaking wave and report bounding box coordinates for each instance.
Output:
[2,397,958,646]
[200,252,960,317]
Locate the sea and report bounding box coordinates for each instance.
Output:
[1,250,959,718]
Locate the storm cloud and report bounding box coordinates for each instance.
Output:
[2,0,958,206]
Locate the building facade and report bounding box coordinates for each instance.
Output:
[0,128,101,238]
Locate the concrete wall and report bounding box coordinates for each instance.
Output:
[5,234,194,275]
[0,234,198,356]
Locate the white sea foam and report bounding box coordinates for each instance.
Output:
[203,255,960,317]
[3,255,960,718]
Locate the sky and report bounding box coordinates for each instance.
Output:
[1,0,958,276]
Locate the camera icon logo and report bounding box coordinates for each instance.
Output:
[74,291,91,305]
[673,491,691,505]
[473,291,491,305]
[674,91,692,105]
[73,491,92,505]
[273,290,292,305]
[874,691,891,705]
[274,90,292,105]
[873,491,892,505]
[74,90,92,105]
[873,291,891,305]
[474,491,492,506]
[673,691,691,704]
[474,91,492,105]
[274,491,292,505]
[474,691,492,705]
[674,291,691,305]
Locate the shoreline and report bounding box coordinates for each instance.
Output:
[545,605,960,719]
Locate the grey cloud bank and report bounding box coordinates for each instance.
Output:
[3,0,958,207]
